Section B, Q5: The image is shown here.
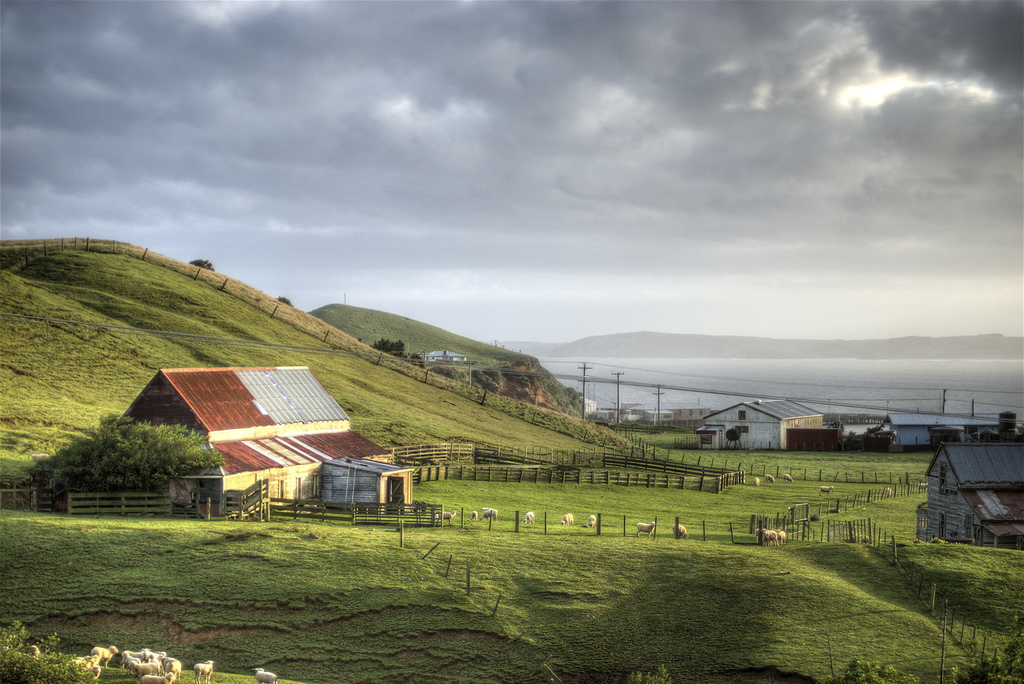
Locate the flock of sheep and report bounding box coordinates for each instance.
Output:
[435,507,693,539]
[71,645,278,683]
[755,527,788,546]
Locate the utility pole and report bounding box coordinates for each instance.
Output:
[578,362,592,420]
[654,385,664,427]
[613,372,624,424]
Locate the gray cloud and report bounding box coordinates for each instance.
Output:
[2,0,1020,342]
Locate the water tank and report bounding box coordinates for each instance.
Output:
[998,412,1018,440]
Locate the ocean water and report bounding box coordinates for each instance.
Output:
[538,357,1024,419]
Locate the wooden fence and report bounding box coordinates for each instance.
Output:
[413,464,742,493]
[0,487,56,512]
[67,491,171,516]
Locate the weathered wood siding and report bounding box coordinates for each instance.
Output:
[322,463,384,504]
[920,451,976,542]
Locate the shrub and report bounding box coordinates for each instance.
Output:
[626,665,672,684]
[372,338,406,356]
[44,415,223,492]
[950,615,1024,684]
[189,259,215,270]
[0,622,94,684]
[277,296,293,306]
[833,659,919,684]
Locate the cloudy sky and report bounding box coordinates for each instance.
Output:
[2,1,1022,343]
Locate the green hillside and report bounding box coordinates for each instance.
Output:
[309,303,580,413]
[0,240,621,481]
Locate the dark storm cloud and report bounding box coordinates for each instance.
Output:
[1,0,1020,341]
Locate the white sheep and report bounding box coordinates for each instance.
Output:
[254,667,279,683]
[776,529,787,545]
[762,529,779,546]
[587,514,596,528]
[89,665,101,680]
[753,477,760,486]
[441,510,458,526]
[765,474,775,484]
[523,511,535,524]
[131,661,163,679]
[90,645,118,668]
[74,655,100,671]
[673,524,688,539]
[470,510,479,521]
[560,513,574,526]
[161,656,182,680]
[138,675,175,684]
[820,485,835,495]
[30,453,50,463]
[636,521,656,537]
[193,661,214,684]
[120,651,145,670]
[783,474,794,482]
[482,507,498,521]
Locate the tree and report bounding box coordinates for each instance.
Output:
[0,622,95,684]
[371,338,406,356]
[43,415,223,492]
[950,615,1024,684]
[189,259,215,271]
[276,296,293,306]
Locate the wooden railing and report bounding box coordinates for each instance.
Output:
[67,491,171,516]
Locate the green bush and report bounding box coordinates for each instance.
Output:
[950,615,1024,684]
[627,665,673,684]
[0,623,94,684]
[43,415,222,492]
[833,659,919,684]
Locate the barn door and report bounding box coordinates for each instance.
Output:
[387,477,405,505]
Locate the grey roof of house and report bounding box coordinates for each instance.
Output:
[887,412,1000,428]
[941,443,1024,486]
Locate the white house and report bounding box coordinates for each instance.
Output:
[424,350,468,363]
[700,400,822,450]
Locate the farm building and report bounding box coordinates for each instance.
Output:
[123,367,409,515]
[700,400,823,450]
[884,412,1006,450]
[425,350,467,363]
[918,442,1024,549]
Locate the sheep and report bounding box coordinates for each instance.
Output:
[139,675,175,684]
[131,660,163,679]
[819,485,835,495]
[254,667,279,684]
[560,513,574,527]
[74,655,100,670]
[587,514,597,528]
[673,524,688,539]
[776,530,787,545]
[783,473,794,482]
[90,645,118,668]
[89,665,101,680]
[481,507,498,521]
[523,511,535,524]
[753,477,760,486]
[120,651,146,670]
[30,453,50,463]
[193,661,214,684]
[440,510,458,526]
[765,474,775,484]
[161,656,182,680]
[121,654,143,672]
[470,510,479,521]
[636,521,656,537]
[762,529,779,546]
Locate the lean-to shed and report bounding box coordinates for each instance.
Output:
[123,366,396,515]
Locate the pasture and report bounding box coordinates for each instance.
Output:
[3,457,1021,684]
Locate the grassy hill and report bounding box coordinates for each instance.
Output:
[309,303,580,414]
[0,239,620,481]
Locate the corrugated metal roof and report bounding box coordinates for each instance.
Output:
[888,413,1000,427]
[961,489,1024,522]
[160,367,348,432]
[212,431,391,475]
[323,457,406,475]
[943,443,1024,485]
[704,400,820,421]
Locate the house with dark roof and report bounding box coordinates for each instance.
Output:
[699,400,826,450]
[919,443,1024,550]
[124,367,410,515]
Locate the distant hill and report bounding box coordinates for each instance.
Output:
[516,331,1024,359]
[309,303,524,366]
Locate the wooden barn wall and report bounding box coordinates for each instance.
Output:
[322,465,383,504]
[223,463,322,500]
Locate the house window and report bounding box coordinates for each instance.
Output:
[938,512,946,538]
[700,434,712,445]
[738,410,746,420]
[737,425,749,433]
[938,463,949,494]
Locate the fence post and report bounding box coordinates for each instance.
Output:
[466,567,471,596]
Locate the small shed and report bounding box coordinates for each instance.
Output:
[701,400,823,450]
[322,458,413,505]
[919,443,1024,549]
[885,412,1002,450]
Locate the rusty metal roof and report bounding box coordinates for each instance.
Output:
[159,367,348,432]
[961,489,1024,524]
[211,431,391,475]
[942,443,1024,486]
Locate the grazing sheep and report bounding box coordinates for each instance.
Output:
[139,675,175,684]
[131,661,163,679]
[523,511,535,524]
[30,453,50,463]
[765,474,775,484]
[820,485,835,495]
[482,507,498,521]
[636,521,656,537]
[783,474,793,482]
[254,667,279,684]
[560,513,574,526]
[470,510,479,521]
[775,530,787,545]
[673,524,688,539]
[120,651,146,669]
[810,513,820,522]
[90,646,118,668]
[193,661,214,684]
[161,656,182,680]
[762,529,779,546]
[587,514,596,528]
[753,477,760,486]
[121,654,142,672]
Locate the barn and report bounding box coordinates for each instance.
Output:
[123,366,408,515]
[700,400,823,450]
[918,443,1024,550]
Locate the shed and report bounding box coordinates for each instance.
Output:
[701,400,822,450]
[322,458,412,505]
[885,412,1002,450]
[918,443,1024,549]
[124,367,396,515]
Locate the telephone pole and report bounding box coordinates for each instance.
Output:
[578,362,592,419]
[613,371,625,424]
[654,385,664,427]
